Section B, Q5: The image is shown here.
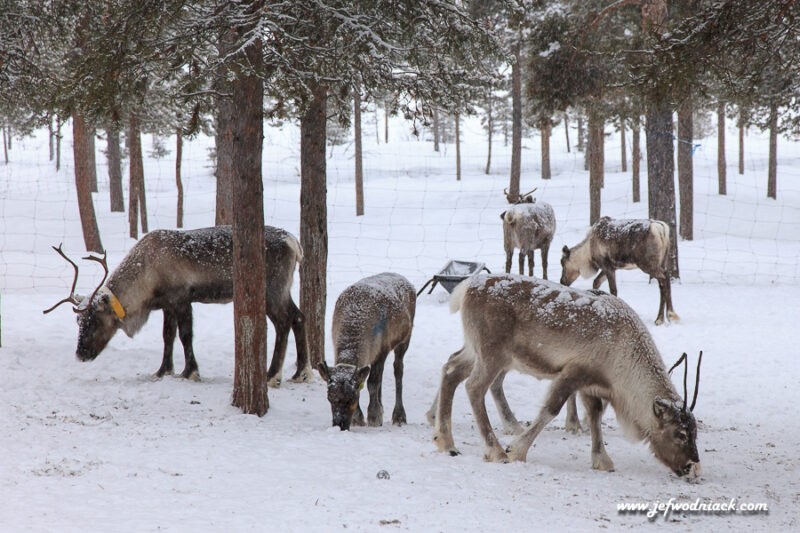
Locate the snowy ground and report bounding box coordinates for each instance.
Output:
[1,114,799,532]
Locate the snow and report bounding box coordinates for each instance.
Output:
[2,114,799,531]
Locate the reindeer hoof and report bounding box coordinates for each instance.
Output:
[180,370,201,382]
[485,448,510,463]
[592,453,615,472]
[668,312,681,322]
[565,420,584,435]
[268,376,282,388]
[448,449,461,457]
[290,366,313,383]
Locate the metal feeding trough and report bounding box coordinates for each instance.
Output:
[417,260,491,296]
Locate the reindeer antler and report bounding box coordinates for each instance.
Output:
[77,251,109,312]
[668,351,702,411]
[43,244,83,314]
[689,351,702,411]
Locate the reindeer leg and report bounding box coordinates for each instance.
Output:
[605,270,618,296]
[391,341,409,426]
[434,347,475,456]
[367,352,388,427]
[266,308,290,388]
[177,303,199,381]
[505,373,580,462]
[592,271,608,291]
[565,392,583,434]
[505,249,513,274]
[518,250,525,275]
[465,353,508,463]
[288,304,312,383]
[665,276,680,322]
[540,243,550,280]
[527,250,534,277]
[583,393,614,471]
[655,278,667,325]
[155,308,177,379]
[489,370,524,435]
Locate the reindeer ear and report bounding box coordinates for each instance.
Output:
[356,366,371,387]
[562,245,570,257]
[653,397,674,419]
[316,360,331,382]
[499,211,506,221]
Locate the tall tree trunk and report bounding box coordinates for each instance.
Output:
[632,114,641,203]
[374,104,380,144]
[48,117,55,161]
[738,110,745,175]
[5,125,10,150]
[541,120,551,180]
[56,116,62,171]
[717,101,727,195]
[72,113,103,253]
[354,88,364,216]
[564,112,571,153]
[677,98,694,241]
[176,129,184,227]
[215,29,236,226]
[106,128,124,212]
[768,102,778,200]
[508,39,522,201]
[128,115,143,239]
[384,99,389,144]
[577,114,585,152]
[1,125,7,164]
[230,29,268,416]
[485,99,493,175]
[88,128,98,193]
[300,82,329,369]
[433,107,440,153]
[455,113,461,181]
[588,113,604,225]
[620,117,628,172]
[645,100,679,278]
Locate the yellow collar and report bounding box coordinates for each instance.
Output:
[108,291,126,320]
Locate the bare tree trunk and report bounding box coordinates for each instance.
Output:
[72,113,103,253]
[577,114,585,152]
[106,128,124,212]
[354,88,364,216]
[384,99,389,144]
[564,112,571,153]
[632,114,641,203]
[215,29,236,226]
[1,125,7,164]
[717,101,727,195]
[433,107,440,152]
[485,98,493,175]
[768,102,778,200]
[588,113,604,225]
[128,114,143,239]
[508,38,522,201]
[230,29,268,416]
[541,120,551,180]
[176,129,184,227]
[300,82,329,368]
[738,110,745,175]
[56,116,62,171]
[48,117,55,161]
[88,128,98,193]
[455,113,461,181]
[620,117,628,172]
[374,103,380,144]
[677,98,694,241]
[5,125,10,150]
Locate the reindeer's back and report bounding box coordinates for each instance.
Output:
[332,273,416,364]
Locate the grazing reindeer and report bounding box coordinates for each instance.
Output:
[317,273,416,431]
[500,200,556,279]
[44,226,310,385]
[560,216,679,325]
[434,274,702,479]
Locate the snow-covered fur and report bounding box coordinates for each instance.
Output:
[434,274,701,479]
[73,225,310,383]
[500,201,556,279]
[317,272,416,431]
[560,216,679,325]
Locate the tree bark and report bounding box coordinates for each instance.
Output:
[230,31,268,416]
[677,98,693,241]
[215,29,236,226]
[620,117,627,172]
[508,39,522,201]
[485,98,493,175]
[717,101,727,195]
[2,125,7,164]
[106,128,125,212]
[128,114,143,239]
[433,107,440,152]
[455,113,461,181]
[56,116,62,171]
[588,113,604,225]
[632,114,641,203]
[738,114,745,175]
[354,88,364,216]
[48,117,55,161]
[564,112,571,153]
[768,102,778,200]
[541,120,551,180]
[384,99,390,144]
[88,128,98,193]
[300,82,329,368]
[176,128,184,227]
[72,113,103,253]
[577,114,585,152]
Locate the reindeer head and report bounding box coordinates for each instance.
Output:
[43,245,121,362]
[650,352,703,479]
[560,245,580,286]
[316,360,370,431]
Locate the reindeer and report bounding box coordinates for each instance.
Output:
[434,274,702,479]
[500,200,556,279]
[44,226,310,385]
[560,216,679,325]
[317,273,416,431]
